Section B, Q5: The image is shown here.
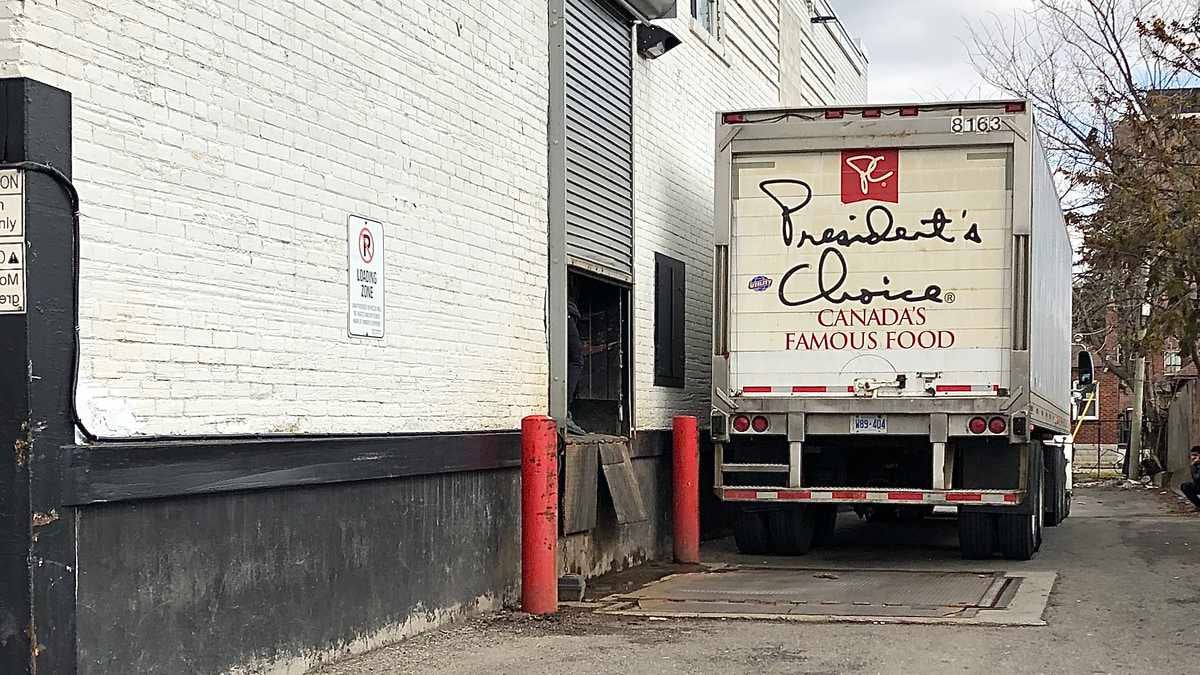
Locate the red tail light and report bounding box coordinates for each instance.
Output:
[899,106,919,116]
[968,417,987,434]
[723,112,747,124]
[862,108,881,118]
[751,416,770,433]
[989,417,1008,434]
[824,109,844,119]
[1004,102,1026,113]
[732,415,751,432]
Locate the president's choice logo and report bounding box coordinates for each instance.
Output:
[840,149,898,204]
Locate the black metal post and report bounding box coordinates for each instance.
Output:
[0,77,76,675]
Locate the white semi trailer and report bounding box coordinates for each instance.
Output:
[710,100,1074,560]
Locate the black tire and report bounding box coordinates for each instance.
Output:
[1034,445,1045,551]
[959,510,996,559]
[733,507,771,555]
[1035,484,1044,551]
[766,506,815,555]
[812,506,838,548]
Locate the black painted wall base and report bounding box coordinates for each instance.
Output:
[61,430,697,674]
[75,467,521,675]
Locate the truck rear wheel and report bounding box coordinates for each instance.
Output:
[766,506,815,555]
[812,506,838,548]
[959,510,995,559]
[733,507,771,555]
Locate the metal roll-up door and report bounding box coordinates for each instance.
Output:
[564,0,634,282]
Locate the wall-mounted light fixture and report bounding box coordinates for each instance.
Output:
[636,23,681,59]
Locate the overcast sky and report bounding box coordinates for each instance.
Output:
[831,0,1034,104]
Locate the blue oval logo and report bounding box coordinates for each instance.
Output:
[748,275,773,292]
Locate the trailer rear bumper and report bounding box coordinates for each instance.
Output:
[718,486,1024,506]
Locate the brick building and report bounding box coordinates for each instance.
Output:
[1074,336,1196,470]
[0,1,867,673]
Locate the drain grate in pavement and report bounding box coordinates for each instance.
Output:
[596,566,1053,626]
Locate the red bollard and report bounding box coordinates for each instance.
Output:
[521,415,558,614]
[672,415,700,564]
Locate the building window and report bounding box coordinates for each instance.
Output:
[691,0,719,36]
[1073,381,1099,421]
[654,253,686,388]
[1165,350,1182,374]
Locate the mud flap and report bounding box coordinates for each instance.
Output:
[1042,440,1067,527]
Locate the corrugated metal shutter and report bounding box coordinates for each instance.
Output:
[564,0,634,282]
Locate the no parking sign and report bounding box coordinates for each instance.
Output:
[347,214,384,338]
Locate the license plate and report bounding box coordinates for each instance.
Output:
[852,415,887,434]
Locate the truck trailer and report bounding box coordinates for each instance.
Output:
[710,100,1073,560]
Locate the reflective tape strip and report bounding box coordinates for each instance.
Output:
[721,487,1022,505]
[831,490,868,500]
[945,492,983,502]
[780,490,811,500]
[723,489,758,500]
[740,386,857,394]
[742,384,998,395]
[935,384,1000,393]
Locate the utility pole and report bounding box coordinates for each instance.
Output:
[1126,287,1151,481]
[1127,354,1145,480]
[1123,257,1152,478]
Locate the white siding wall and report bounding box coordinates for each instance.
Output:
[780,0,868,106]
[2,0,550,435]
[632,1,867,430]
[724,0,782,93]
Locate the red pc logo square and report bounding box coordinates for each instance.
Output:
[840,148,899,204]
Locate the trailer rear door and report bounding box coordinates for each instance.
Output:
[729,145,1013,396]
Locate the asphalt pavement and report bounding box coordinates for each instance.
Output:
[314,483,1200,675]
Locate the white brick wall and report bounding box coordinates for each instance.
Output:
[3,0,550,435]
[631,3,866,430]
[0,0,864,436]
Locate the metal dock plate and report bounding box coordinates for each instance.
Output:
[596,566,1052,625]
